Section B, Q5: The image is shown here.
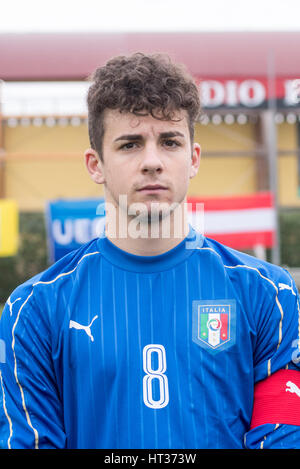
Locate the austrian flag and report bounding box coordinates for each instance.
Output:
[192,300,237,353]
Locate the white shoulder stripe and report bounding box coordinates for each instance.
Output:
[33,251,101,287]
[224,264,278,293]
[0,370,13,449]
[9,249,101,448]
[11,289,39,448]
[196,246,278,292]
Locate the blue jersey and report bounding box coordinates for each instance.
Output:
[0,227,300,449]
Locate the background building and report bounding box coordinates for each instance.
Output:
[0,31,300,301]
[0,31,299,210]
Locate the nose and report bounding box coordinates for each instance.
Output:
[140,146,163,175]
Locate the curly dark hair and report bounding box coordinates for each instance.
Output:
[86,52,201,160]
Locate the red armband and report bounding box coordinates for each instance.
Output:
[250,369,300,429]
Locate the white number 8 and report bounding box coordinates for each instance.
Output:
[143,344,169,409]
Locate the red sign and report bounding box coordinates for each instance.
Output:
[197,77,300,109]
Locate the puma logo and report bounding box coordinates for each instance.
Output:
[7,297,22,316]
[278,282,296,296]
[69,315,98,342]
[286,381,300,398]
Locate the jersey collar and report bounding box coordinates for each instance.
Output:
[97,225,204,273]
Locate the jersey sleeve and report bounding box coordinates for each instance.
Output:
[0,287,66,449]
[244,269,300,449]
[253,270,300,378]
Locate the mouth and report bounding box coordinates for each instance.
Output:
[137,184,168,192]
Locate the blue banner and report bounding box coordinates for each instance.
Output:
[46,198,105,262]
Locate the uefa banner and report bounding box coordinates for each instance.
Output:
[46,198,106,263]
[0,199,19,257]
[46,193,275,263]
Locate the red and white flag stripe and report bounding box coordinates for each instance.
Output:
[187,192,276,249]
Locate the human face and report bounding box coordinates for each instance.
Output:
[85,109,200,222]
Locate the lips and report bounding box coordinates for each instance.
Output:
[137,184,167,191]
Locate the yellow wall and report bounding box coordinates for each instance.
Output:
[4,123,102,210]
[278,154,300,207]
[191,121,257,196]
[4,123,89,153]
[189,155,256,196]
[195,121,256,153]
[2,118,300,211]
[277,121,298,152]
[5,156,104,211]
[277,122,300,207]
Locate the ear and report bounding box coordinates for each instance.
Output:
[190,143,201,179]
[84,148,105,184]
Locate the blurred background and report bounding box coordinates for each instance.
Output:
[1,0,300,308]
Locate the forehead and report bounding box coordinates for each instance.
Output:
[102,109,190,140]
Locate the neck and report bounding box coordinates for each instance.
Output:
[104,203,190,256]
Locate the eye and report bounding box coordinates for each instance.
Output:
[119,141,139,151]
[162,139,181,148]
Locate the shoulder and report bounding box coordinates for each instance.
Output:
[7,238,102,305]
[199,236,295,294]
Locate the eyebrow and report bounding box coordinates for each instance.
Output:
[114,131,185,142]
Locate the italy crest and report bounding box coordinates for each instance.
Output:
[192,300,236,353]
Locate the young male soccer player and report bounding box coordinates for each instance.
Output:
[1,53,300,449]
